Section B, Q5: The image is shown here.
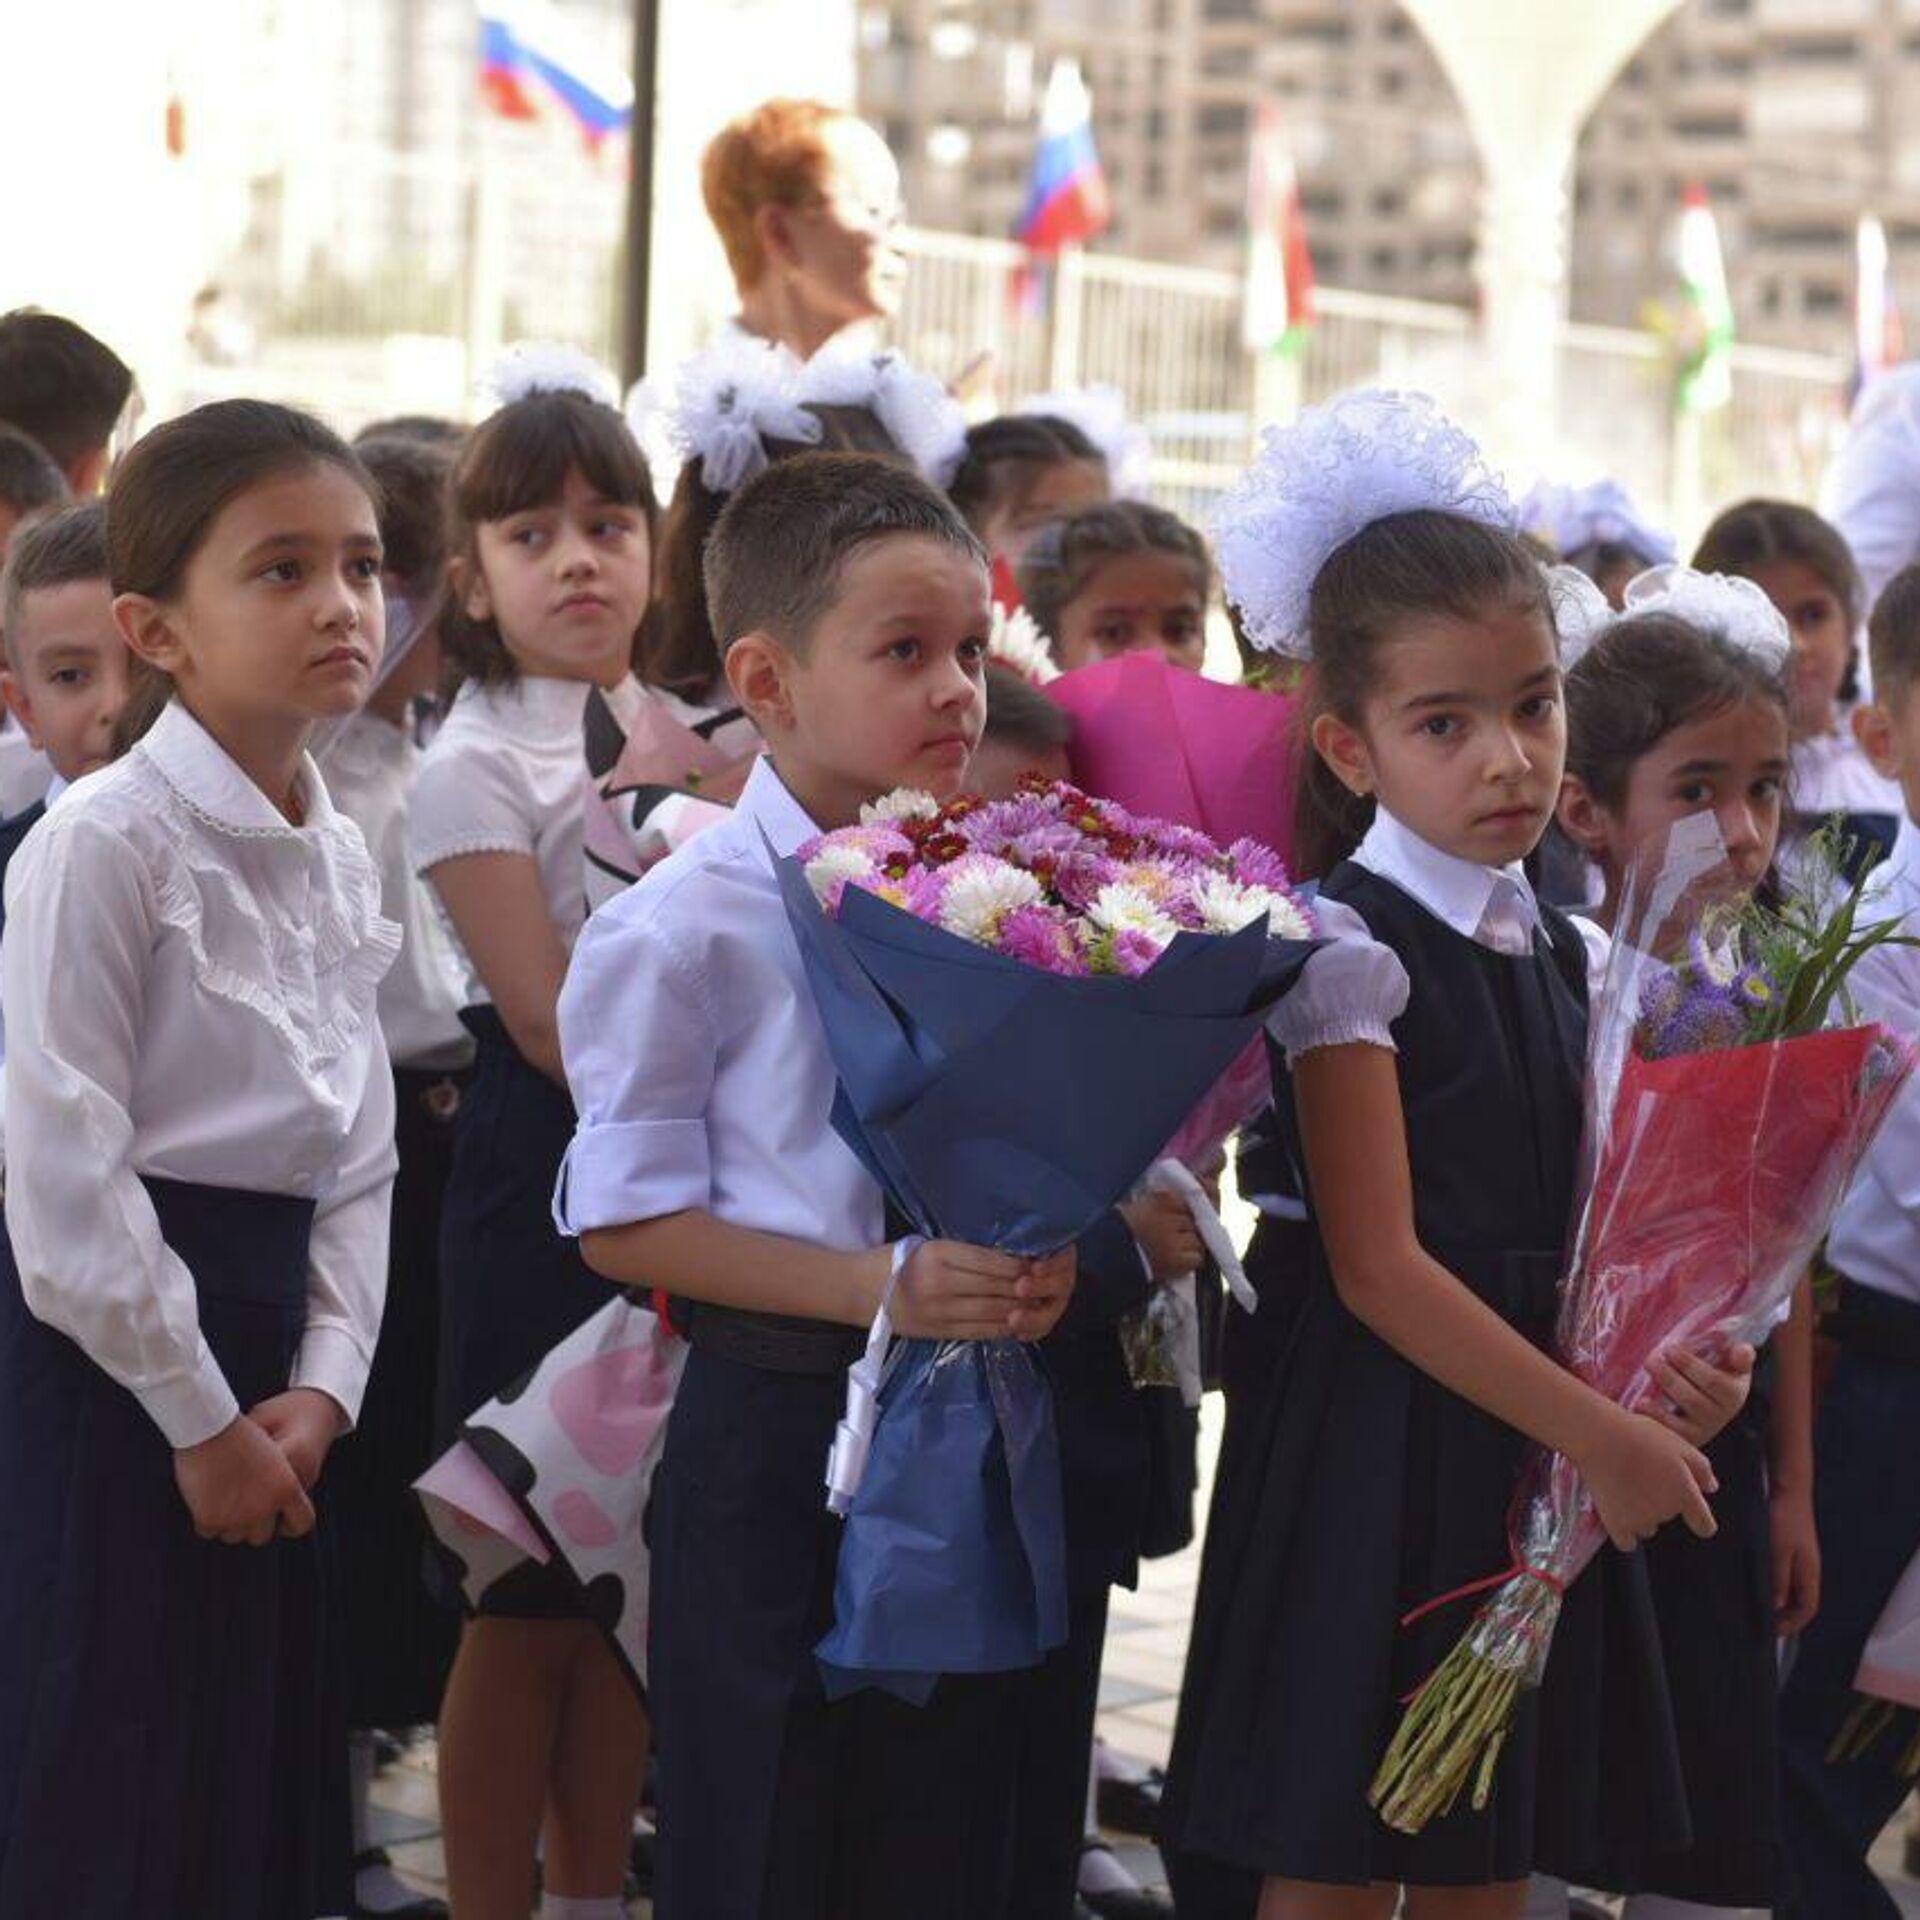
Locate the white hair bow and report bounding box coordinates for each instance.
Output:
[476,341,621,415]
[1214,388,1517,659]
[1554,562,1792,673]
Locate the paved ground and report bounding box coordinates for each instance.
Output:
[373,1398,1920,1915]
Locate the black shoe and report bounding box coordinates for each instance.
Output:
[350,1847,449,1919]
[629,1817,656,1894]
[1095,1766,1165,1838]
[370,1728,407,1772]
[1566,1901,1611,1920]
[1079,1840,1175,1918]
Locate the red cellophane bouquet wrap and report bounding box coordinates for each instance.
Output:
[1372,813,1919,1833]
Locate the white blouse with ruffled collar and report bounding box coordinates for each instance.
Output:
[0,699,400,1449]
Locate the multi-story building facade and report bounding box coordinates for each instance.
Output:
[860,0,1920,352]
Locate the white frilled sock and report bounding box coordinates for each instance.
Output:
[539,1896,627,1919]
[1622,1900,1767,1920]
[1521,1876,1571,1920]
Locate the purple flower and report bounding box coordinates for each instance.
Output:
[1228,837,1294,891]
[1053,850,1125,912]
[1647,982,1747,1058]
[997,904,1089,977]
[1107,927,1164,977]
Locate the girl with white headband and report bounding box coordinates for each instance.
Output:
[1158,391,1753,1920]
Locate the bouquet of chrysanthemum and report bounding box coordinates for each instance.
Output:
[778,776,1317,1699]
[1372,814,1917,1833]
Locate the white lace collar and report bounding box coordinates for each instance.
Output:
[138,698,341,841]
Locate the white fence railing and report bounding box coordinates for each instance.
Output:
[172,148,1848,540]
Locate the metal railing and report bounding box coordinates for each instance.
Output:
[174,148,1849,537]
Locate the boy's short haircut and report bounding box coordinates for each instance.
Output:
[0,311,135,474]
[354,434,454,586]
[983,662,1073,751]
[704,452,987,654]
[354,413,466,451]
[0,424,68,520]
[1870,563,1920,707]
[1,499,110,670]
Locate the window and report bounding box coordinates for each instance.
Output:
[1197,101,1249,136]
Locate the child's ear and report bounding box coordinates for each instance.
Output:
[725,631,796,733]
[1308,709,1373,798]
[1852,699,1902,780]
[1556,774,1611,857]
[449,554,492,625]
[112,592,187,676]
[0,669,40,752]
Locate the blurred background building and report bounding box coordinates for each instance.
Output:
[865,0,1920,355]
[7,0,1916,539]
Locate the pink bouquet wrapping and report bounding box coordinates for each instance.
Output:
[1045,654,1304,1387]
[1372,814,1917,1832]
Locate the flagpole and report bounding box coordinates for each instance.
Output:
[618,0,660,386]
[1047,241,1085,392]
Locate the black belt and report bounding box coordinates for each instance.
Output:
[683,1303,865,1376]
[1827,1277,1920,1369]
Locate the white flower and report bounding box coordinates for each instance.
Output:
[988,605,1060,686]
[804,841,877,903]
[1190,873,1313,939]
[937,858,1043,944]
[1088,882,1181,947]
[860,788,941,827]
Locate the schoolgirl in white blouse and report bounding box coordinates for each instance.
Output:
[407,356,657,1920]
[0,398,398,1920]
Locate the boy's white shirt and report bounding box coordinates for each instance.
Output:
[1828,811,1920,1306]
[553,753,882,1254]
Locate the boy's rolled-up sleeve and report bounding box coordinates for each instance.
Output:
[553,901,718,1235]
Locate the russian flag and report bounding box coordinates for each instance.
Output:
[479,0,633,148]
[1016,58,1110,256]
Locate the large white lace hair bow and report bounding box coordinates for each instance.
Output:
[1552,562,1792,674]
[662,330,822,493]
[656,332,968,494]
[477,341,622,416]
[803,337,969,487]
[1521,477,1675,565]
[1214,388,1517,658]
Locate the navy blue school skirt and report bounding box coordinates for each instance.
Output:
[1537,1348,1780,1905]
[434,1007,610,1619]
[332,1064,467,1726]
[1161,1245,1688,1890]
[0,1177,348,1920]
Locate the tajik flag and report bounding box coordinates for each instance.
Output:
[1243,103,1315,357]
[1856,213,1905,388]
[1676,183,1734,415]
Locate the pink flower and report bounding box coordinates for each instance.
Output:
[998,904,1089,977]
[1228,837,1294,892]
[1108,928,1165,977]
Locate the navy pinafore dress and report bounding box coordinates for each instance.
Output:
[1160,863,1687,1889]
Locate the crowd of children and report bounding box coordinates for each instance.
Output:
[4,94,1920,1920]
